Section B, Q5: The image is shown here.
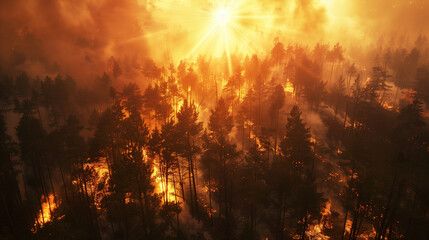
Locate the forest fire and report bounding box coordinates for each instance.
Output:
[345,219,352,235]
[152,164,177,203]
[381,102,396,111]
[33,194,57,230]
[1,0,429,239]
[305,201,332,240]
[283,81,295,97]
[84,160,110,208]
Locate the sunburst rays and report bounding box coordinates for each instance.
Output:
[145,0,339,68]
[146,0,281,67]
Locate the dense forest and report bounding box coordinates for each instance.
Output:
[1,35,429,240]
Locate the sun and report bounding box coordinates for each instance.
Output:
[215,8,230,26]
[150,0,279,67]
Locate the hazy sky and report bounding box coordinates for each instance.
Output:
[0,0,428,82]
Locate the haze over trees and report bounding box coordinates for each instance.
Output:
[1,22,429,240]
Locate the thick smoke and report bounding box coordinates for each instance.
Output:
[0,0,153,82]
[1,0,428,80]
[346,0,429,39]
[320,0,429,48]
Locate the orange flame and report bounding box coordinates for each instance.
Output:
[152,164,176,203]
[345,219,352,234]
[282,80,295,97]
[34,194,57,230]
[306,200,332,239]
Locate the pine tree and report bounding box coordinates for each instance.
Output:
[176,101,203,218]
[201,98,239,239]
[0,114,28,238]
[280,105,312,177]
[279,105,325,239]
[269,84,285,159]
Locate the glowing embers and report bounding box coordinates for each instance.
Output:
[305,200,333,239]
[83,160,110,209]
[282,80,295,97]
[33,194,57,230]
[215,8,231,26]
[345,219,352,234]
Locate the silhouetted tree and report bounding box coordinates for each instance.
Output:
[201,98,239,239]
[0,114,28,238]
